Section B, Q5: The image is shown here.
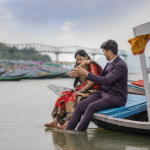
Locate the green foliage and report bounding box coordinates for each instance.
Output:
[0,43,51,62]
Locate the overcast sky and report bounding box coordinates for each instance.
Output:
[0,0,150,61]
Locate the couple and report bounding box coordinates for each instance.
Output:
[45,40,128,131]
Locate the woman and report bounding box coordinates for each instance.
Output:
[45,49,102,130]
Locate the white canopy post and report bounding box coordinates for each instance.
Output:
[133,22,150,121]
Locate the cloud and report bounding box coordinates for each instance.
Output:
[0,0,150,62]
[62,22,75,32]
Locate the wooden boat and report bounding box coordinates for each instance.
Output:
[46,71,67,79]
[27,73,52,79]
[0,70,7,75]
[0,74,30,81]
[128,83,145,95]
[61,73,71,78]
[92,94,149,135]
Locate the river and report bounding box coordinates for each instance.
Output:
[0,75,150,150]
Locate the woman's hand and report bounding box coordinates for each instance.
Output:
[74,89,84,94]
[80,59,92,67]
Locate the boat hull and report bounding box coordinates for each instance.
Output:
[0,74,30,81]
[128,86,145,95]
[92,111,150,135]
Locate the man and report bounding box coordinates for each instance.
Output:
[65,39,128,131]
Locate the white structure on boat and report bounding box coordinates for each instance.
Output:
[134,22,150,121]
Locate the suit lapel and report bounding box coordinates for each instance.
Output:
[101,63,109,75]
[103,56,120,74]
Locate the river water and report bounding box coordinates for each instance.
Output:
[0,75,150,150]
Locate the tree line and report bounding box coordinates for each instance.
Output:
[0,43,51,62]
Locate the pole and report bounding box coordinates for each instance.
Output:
[55,52,59,62]
[92,54,95,61]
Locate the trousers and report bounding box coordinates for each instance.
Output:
[65,92,117,131]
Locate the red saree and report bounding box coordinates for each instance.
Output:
[52,62,102,125]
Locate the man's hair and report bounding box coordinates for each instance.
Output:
[101,39,118,55]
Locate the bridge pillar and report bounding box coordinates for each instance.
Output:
[9,49,15,60]
[55,52,60,62]
[91,54,96,60]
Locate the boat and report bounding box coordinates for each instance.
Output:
[49,72,68,78]
[0,74,30,81]
[27,73,52,79]
[128,83,145,95]
[92,22,150,135]
[92,94,149,135]
[0,70,7,75]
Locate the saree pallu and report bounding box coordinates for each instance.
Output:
[52,62,102,125]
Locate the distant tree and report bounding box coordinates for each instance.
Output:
[0,43,51,62]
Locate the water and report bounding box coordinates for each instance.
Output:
[0,76,150,150]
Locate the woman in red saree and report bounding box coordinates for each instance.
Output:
[45,49,102,129]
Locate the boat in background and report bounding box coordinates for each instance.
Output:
[128,80,145,95]
[0,74,30,81]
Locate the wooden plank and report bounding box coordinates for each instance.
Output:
[93,113,150,130]
[109,103,147,118]
[97,94,147,118]
[133,22,150,36]
[139,53,150,121]
[128,84,145,90]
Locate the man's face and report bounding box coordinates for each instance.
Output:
[103,49,110,61]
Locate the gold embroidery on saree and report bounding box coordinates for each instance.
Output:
[66,101,76,120]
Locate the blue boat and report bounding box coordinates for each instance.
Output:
[92,94,149,135]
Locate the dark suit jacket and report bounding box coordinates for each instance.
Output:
[87,56,128,106]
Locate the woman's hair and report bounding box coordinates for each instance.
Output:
[74,49,91,67]
[73,49,91,88]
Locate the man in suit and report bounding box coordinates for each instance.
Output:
[65,39,128,131]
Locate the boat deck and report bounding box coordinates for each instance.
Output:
[97,94,147,118]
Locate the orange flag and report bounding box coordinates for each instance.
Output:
[128,34,150,55]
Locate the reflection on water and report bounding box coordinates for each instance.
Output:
[0,77,150,150]
[46,128,150,150]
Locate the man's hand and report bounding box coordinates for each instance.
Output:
[70,73,76,78]
[71,66,88,77]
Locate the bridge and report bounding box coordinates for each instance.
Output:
[0,43,128,63]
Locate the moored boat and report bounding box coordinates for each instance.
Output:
[0,74,30,81]
[92,94,150,135]
[27,73,52,79]
[128,83,145,95]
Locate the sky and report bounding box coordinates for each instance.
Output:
[0,0,150,63]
